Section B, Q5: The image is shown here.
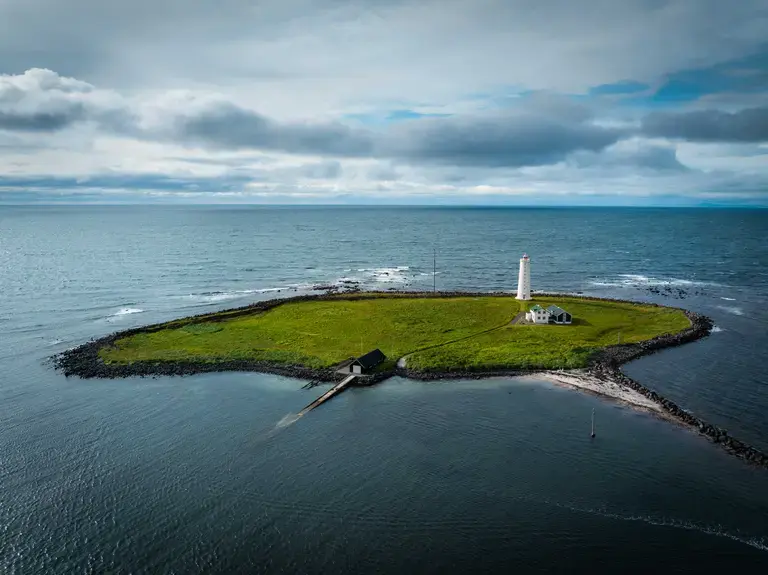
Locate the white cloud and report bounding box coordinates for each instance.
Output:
[0,1,767,204]
[0,68,126,132]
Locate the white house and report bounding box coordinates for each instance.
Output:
[525,304,550,324]
[525,304,573,325]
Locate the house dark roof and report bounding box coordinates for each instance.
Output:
[546,305,570,316]
[353,348,386,369]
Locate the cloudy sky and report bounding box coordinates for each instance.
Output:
[1,0,767,205]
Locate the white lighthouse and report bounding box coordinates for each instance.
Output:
[516,253,531,300]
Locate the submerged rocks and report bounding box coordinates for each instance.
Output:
[646,285,694,299]
[311,281,362,294]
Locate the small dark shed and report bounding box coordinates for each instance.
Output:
[347,349,386,374]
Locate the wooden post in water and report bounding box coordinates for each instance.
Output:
[591,408,596,438]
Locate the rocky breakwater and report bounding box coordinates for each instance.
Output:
[394,367,528,381]
[588,310,768,469]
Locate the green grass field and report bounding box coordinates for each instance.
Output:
[100,295,691,372]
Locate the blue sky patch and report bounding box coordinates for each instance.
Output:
[345,109,451,125]
[588,81,649,96]
[618,48,768,108]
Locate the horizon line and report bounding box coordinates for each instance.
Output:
[2,202,767,209]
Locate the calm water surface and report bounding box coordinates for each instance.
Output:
[1,206,767,573]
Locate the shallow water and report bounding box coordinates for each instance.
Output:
[1,206,767,573]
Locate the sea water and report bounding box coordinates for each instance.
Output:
[1,206,767,573]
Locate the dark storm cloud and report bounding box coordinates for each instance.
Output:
[642,106,768,142]
[172,102,375,157]
[0,104,136,134]
[630,145,689,171]
[166,97,626,168]
[0,107,85,131]
[570,143,689,172]
[384,114,626,168]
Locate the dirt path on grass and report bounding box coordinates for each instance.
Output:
[397,317,516,369]
[509,311,526,325]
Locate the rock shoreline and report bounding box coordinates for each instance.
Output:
[53,290,768,469]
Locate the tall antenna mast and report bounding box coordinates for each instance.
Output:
[433,247,436,293]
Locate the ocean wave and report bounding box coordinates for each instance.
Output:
[112,307,144,316]
[185,291,254,303]
[185,287,298,303]
[720,297,736,301]
[717,305,744,316]
[590,274,717,288]
[104,307,145,322]
[711,326,724,333]
[545,499,768,553]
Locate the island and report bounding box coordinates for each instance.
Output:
[57,292,696,379]
[55,290,768,469]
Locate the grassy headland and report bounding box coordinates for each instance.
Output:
[98,294,691,372]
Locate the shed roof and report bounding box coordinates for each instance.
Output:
[353,348,386,369]
[546,305,569,316]
[530,305,544,311]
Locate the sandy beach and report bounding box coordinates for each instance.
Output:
[534,369,667,417]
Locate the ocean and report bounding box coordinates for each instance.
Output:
[1,205,767,573]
